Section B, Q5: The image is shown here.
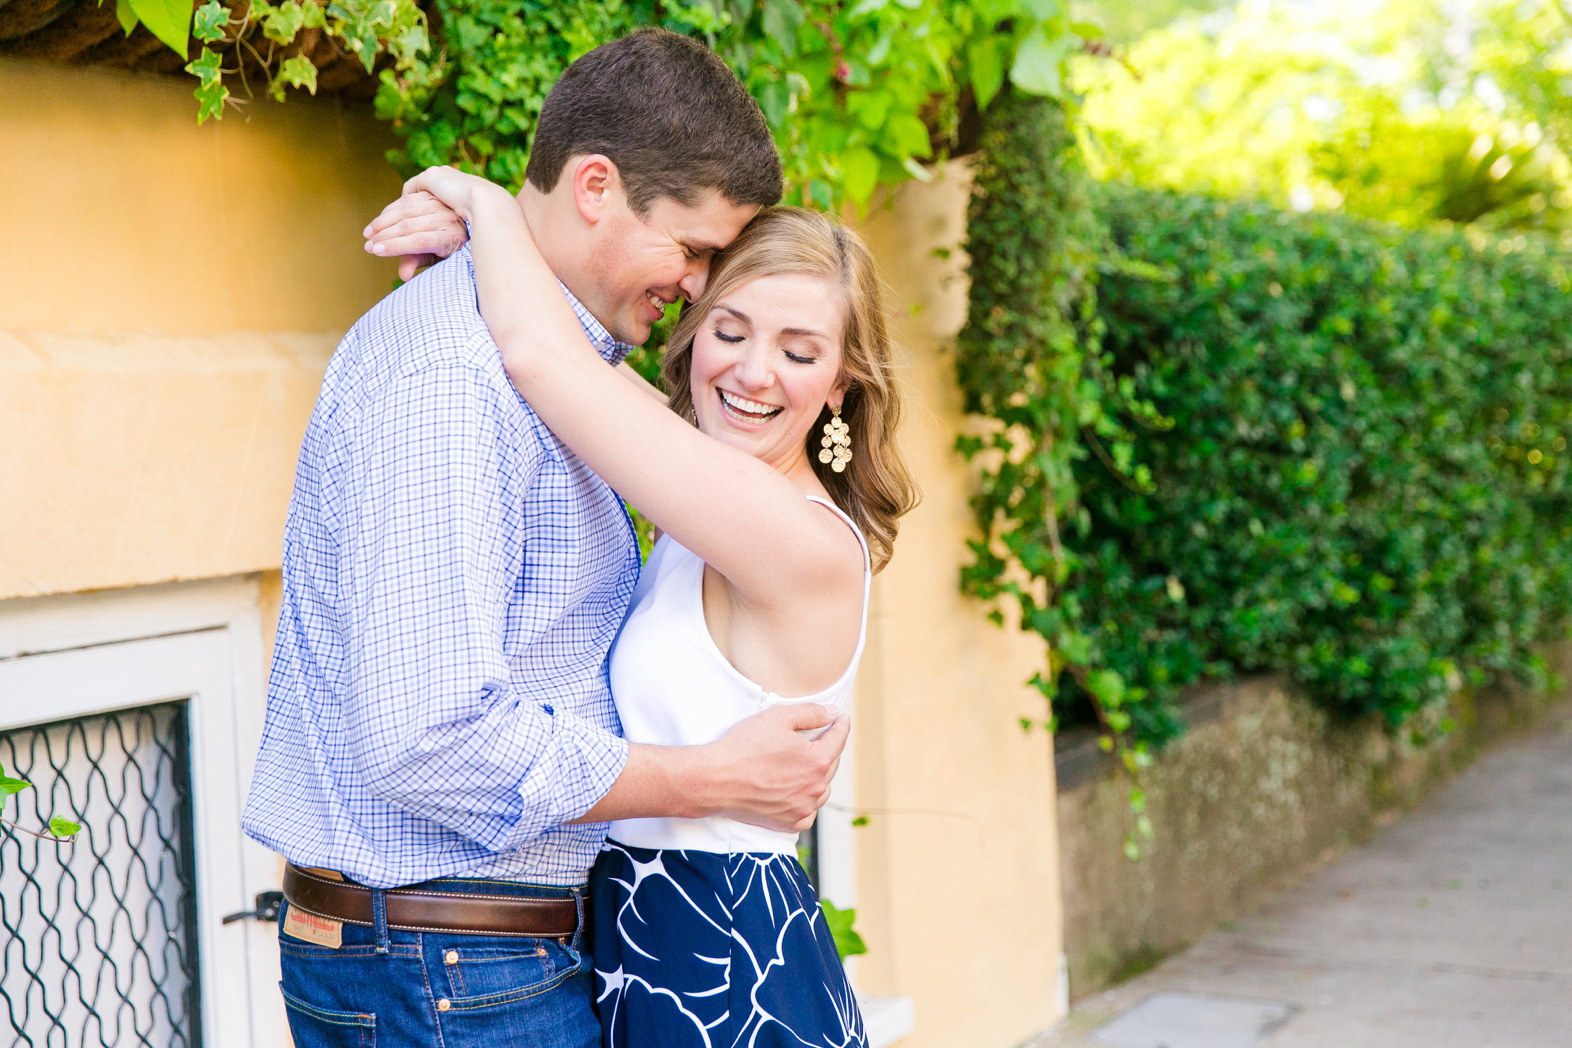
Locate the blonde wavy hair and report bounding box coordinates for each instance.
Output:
[662,207,919,572]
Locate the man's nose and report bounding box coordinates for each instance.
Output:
[679,257,710,302]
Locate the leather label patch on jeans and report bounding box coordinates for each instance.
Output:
[283,907,343,949]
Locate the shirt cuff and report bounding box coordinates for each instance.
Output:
[500,712,629,849]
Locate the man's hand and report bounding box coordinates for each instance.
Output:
[574,703,850,833]
[700,703,850,833]
[363,188,471,282]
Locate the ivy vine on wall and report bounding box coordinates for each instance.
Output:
[954,90,1161,855]
[143,0,1095,211]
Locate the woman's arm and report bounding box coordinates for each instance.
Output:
[615,362,669,403]
[395,168,856,600]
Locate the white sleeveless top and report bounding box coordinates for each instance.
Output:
[607,495,872,855]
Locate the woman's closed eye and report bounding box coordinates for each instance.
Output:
[713,328,745,343]
[783,349,817,364]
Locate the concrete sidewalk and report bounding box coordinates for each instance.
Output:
[1037,707,1572,1048]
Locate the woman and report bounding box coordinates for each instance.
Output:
[365,168,917,1048]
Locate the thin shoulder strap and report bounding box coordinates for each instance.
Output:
[804,495,871,575]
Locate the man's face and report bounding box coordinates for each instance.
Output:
[582,188,758,346]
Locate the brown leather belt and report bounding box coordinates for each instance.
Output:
[283,863,579,939]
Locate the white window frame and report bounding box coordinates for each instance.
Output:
[823,687,915,1048]
[0,576,286,1048]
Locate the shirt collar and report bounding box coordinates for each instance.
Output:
[558,281,634,367]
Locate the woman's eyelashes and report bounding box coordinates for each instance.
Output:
[710,327,820,364]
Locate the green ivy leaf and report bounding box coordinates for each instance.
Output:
[818,899,867,960]
[261,0,308,43]
[841,146,879,208]
[1010,28,1072,99]
[271,55,319,100]
[0,766,31,796]
[968,37,1004,111]
[114,0,139,36]
[760,0,804,58]
[758,79,791,128]
[47,816,81,839]
[127,0,191,56]
[192,0,227,42]
[1087,669,1126,707]
[334,8,383,75]
[388,23,428,67]
[883,113,932,158]
[186,45,222,86]
[185,48,228,123]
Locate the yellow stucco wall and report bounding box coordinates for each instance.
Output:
[854,167,1067,1044]
[0,59,399,599]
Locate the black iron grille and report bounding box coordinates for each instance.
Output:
[1,701,202,1048]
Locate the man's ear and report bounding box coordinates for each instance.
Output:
[570,155,623,225]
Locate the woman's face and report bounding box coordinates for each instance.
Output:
[687,272,849,476]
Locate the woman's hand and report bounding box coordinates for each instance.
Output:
[362,167,511,281]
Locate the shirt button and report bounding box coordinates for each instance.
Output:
[444,950,458,965]
[436,998,452,1012]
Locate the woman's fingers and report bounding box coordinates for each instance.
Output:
[366,216,467,258]
[365,190,436,238]
[362,199,470,279]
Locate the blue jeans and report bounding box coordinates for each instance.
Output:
[277,877,598,1048]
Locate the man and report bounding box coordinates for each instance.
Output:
[242,29,849,1047]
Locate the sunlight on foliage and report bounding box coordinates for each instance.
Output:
[1071,0,1572,234]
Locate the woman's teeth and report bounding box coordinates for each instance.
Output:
[720,390,782,421]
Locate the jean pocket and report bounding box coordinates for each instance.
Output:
[280,984,376,1048]
[437,940,579,1006]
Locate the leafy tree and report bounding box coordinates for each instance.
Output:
[1071,1,1572,232]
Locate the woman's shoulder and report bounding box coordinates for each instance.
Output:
[802,495,870,576]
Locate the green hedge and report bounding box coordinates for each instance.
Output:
[1067,186,1572,740]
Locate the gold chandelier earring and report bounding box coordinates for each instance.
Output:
[819,407,852,473]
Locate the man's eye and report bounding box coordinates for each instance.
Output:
[714,330,745,343]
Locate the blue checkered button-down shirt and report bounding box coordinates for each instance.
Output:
[242,245,640,888]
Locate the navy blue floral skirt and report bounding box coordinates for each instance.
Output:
[590,841,867,1048]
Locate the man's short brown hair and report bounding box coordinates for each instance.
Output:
[525,29,783,215]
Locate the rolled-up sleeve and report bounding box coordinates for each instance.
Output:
[328,361,628,853]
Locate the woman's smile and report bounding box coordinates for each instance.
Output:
[718,389,783,424]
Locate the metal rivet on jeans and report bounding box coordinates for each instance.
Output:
[444,950,458,964]
[436,998,452,1012]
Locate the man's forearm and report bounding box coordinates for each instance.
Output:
[571,702,850,834]
[572,743,708,823]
